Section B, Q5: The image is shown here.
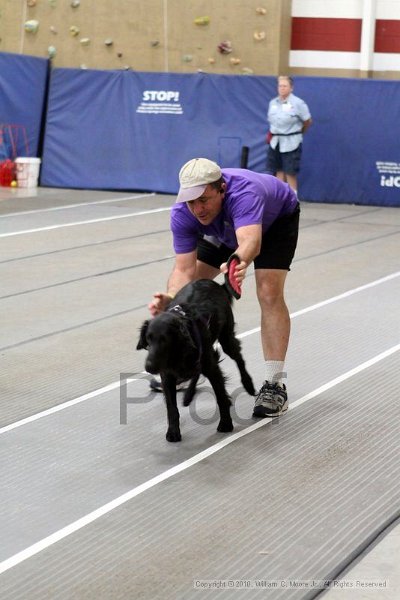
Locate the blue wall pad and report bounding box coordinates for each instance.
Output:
[0,51,49,159]
[41,69,274,194]
[41,68,400,207]
[295,76,400,208]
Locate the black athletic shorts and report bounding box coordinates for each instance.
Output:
[267,144,303,176]
[197,204,300,271]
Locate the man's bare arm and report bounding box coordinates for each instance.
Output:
[149,250,197,315]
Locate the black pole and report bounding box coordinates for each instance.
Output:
[240,145,249,168]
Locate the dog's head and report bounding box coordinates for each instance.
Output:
[136,313,199,378]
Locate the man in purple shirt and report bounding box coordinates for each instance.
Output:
[149,158,300,417]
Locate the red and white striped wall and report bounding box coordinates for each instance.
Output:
[290,0,400,73]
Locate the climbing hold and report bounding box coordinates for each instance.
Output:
[182,54,193,63]
[104,38,114,46]
[117,52,123,58]
[80,64,88,69]
[241,67,254,75]
[24,20,39,34]
[150,40,160,47]
[194,16,210,26]
[47,45,57,59]
[80,38,90,46]
[256,7,267,15]
[230,57,241,66]
[217,40,232,54]
[50,25,57,34]
[253,31,266,41]
[48,0,56,6]
[27,0,37,7]
[69,25,79,36]
[208,57,215,64]
[71,0,80,7]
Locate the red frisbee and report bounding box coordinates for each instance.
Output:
[225,253,242,299]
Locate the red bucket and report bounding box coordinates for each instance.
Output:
[0,159,15,186]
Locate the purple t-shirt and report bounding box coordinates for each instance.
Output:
[171,168,298,254]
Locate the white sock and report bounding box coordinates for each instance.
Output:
[265,360,286,385]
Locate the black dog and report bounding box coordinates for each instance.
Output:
[137,279,255,442]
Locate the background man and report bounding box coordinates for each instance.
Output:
[267,75,312,193]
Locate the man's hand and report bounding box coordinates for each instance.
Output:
[148,292,173,316]
[220,257,247,283]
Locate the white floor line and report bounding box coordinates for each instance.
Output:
[0,343,398,576]
[237,270,400,339]
[1,270,398,436]
[0,206,172,238]
[0,193,156,218]
[0,381,123,434]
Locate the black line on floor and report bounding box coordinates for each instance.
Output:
[1,230,398,301]
[0,229,170,265]
[293,229,400,264]
[313,511,400,599]
[0,304,147,352]
[0,205,383,264]
[0,255,174,300]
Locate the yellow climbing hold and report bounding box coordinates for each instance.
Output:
[194,16,210,26]
[253,31,266,41]
[24,20,39,33]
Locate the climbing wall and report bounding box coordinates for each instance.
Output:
[0,0,291,75]
[0,0,24,52]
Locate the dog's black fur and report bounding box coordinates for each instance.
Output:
[137,279,255,442]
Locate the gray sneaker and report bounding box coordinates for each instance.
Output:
[149,374,206,393]
[253,381,288,418]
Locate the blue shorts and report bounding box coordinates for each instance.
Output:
[267,144,302,176]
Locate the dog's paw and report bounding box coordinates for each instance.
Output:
[182,390,195,406]
[217,419,234,433]
[242,375,256,396]
[166,428,182,442]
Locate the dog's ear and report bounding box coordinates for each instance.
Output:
[178,321,197,351]
[136,320,149,350]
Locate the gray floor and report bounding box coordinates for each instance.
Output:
[0,185,399,599]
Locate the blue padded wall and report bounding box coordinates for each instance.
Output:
[40,68,399,207]
[0,51,49,159]
[294,76,400,208]
[41,69,274,193]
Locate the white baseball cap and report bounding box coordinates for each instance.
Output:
[176,158,222,203]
